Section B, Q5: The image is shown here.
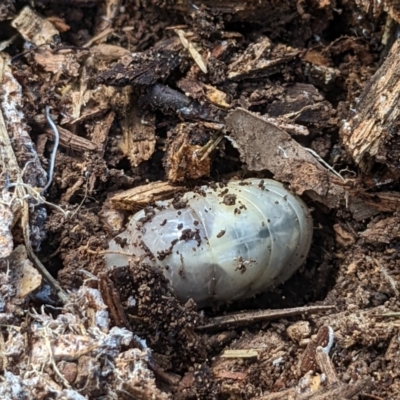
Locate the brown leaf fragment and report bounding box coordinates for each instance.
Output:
[110,181,184,210]
[340,38,400,172]
[225,108,345,208]
[11,6,60,46]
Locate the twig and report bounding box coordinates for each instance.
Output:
[197,305,335,330]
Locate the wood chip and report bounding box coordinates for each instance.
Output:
[11,6,60,46]
[119,93,156,167]
[110,181,184,210]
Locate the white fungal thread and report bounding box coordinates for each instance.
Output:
[321,326,334,354]
[105,178,313,307]
[278,146,288,158]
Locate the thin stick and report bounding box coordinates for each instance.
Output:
[197,305,336,330]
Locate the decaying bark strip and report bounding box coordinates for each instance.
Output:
[340,38,400,173]
[119,94,156,168]
[46,125,98,152]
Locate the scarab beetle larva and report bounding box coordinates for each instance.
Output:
[105,178,313,308]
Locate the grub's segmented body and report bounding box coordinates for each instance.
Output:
[106,178,313,307]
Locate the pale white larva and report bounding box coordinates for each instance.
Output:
[105,178,313,308]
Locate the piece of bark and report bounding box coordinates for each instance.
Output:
[355,0,400,23]
[110,181,184,210]
[298,326,334,375]
[0,54,47,188]
[88,110,115,155]
[340,39,400,173]
[45,125,98,152]
[172,0,332,26]
[34,49,80,76]
[119,95,156,167]
[11,6,60,46]
[96,37,186,87]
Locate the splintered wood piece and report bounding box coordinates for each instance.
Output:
[340,39,400,173]
[355,0,400,23]
[34,49,80,76]
[197,305,335,330]
[45,125,98,152]
[227,37,300,80]
[11,6,60,46]
[119,94,156,167]
[110,181,185,210]
[89,110,115,154]
[315,348,339,386]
